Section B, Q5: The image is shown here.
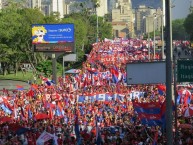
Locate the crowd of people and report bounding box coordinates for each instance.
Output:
[0,38,193,145]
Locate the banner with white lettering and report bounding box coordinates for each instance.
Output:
[77,92,144,103]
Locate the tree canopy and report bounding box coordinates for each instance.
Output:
[184,12,193,41]
[172,19,187,40]
[0,1,113,76]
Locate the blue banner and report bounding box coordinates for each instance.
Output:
[77,94,130,103]
[32,24,74,44]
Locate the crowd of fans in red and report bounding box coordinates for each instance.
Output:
[0,39,193,145]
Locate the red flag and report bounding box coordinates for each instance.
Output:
[31,84,38,90]
[157,85,166,91]
[49,108,53,120]
[27,90,34,97]
[16,85,24,90]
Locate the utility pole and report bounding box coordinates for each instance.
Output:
[165,0,173,144]
[147,17,150,60]
[162,0,166,26]
[52,54,57,84]
[153,14,156,59]
[161,12,165,59]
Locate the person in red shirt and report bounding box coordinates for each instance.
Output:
[57,134,63,145]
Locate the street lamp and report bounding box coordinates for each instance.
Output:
[161,12,165,59]
[93,1,100,42]
[153,14,156,59]
[143,16,150,60]
[153,12,164,60]
[148,17,151,60]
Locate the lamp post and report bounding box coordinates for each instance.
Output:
[147,6,154,60]
[143,15,150,60]
[165,0,173,144]
[93,1,100,43]
[153,14,156,59]
[147,16,150,60]
[161,12,165,59]
[147,21,150,60]
[153,13,164,60]
[135,6,154,60]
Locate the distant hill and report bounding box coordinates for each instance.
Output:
[65,0,162,9]
[131,0,162,9]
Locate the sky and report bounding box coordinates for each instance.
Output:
[172,0,192,20]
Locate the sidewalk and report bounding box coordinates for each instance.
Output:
[0,80,30,91]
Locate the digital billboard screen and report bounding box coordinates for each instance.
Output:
[32,24,75,52]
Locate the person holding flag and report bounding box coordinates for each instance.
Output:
[74,109,82,145]
[95,115,103,145]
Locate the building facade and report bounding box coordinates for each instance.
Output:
[134,5,162,38]
[51,0,64,18]
[63,2,70,15]
[0,0,2,9]
[96,0,108,17]
[0,0,7,9]
[41,4,50,16]
[107,0,116,13]
[144,8,162,34]
[112,0,134,38]
[27,0,42,10]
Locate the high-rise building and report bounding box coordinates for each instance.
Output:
[51,0,64,18]
[107,0,116,13]
[112,0,135,38]
[0,0,2,9]
[41,4,51,16]
[134,5,157,36]
[0,0,7,9]
[27,0,42,10]
[63,2,70,15]
[96,0,108,17]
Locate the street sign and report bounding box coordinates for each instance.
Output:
[63,54,77,62]
[177,60,193,82]
[126,61,166,85]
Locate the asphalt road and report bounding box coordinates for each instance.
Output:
[0,80,30,91]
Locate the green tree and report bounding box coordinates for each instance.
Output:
[18,8,46,58]
[0,0,113,76]
[91,0,100,8]
[88,15,113,41]
[172,19,187,40]
[149,30,161,39]
[61,17,88,61]
[36,60,62,77]
[44,12,61,23]
[0,2,47,75]
[184,13,193,41]
[0,3,24,75]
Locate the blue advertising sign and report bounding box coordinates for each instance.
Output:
[32,24,74,44]
[32,24,75,52]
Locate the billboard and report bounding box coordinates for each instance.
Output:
[177,59,193,82]
[32,24,75,52]
[126,61,166,85]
